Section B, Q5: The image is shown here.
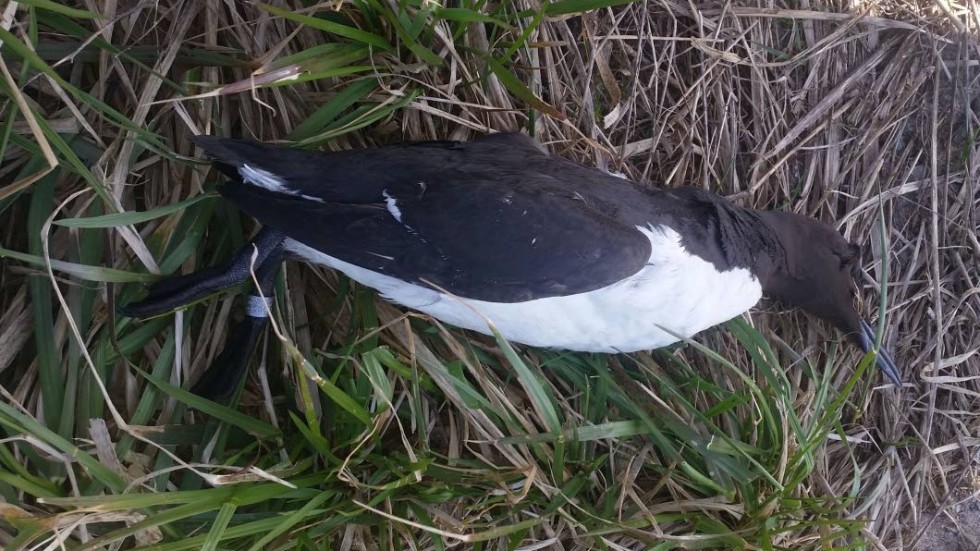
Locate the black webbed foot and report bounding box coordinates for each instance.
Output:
[122,228,287,399]
[190,244,284,399]
[121,228,286,318]
[120,263,240,318]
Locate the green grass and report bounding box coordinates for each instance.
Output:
[0,0,955,549]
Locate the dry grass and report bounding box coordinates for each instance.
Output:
[1,0,979,549]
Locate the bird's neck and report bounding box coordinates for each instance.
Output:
[713,203,785,285]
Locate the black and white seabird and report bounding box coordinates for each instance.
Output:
[123,132,902,397]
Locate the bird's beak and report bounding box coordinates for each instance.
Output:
[858,319,902,387]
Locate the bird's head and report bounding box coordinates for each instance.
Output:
[756,210,901,387]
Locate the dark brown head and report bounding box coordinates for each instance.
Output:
[756,211,901,386]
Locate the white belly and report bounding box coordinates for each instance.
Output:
[283,225,762,353]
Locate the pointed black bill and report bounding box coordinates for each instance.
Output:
[858,319,902,387]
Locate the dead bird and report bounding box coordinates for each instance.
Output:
[122,133,901,397]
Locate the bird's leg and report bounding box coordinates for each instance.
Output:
[121,228,286,317]
[122,227,287,398]
[189,244,285,398]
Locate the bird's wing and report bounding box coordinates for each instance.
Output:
[199,135,652,302]
[190,133,548,203]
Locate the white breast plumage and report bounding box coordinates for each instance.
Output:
[283,225,762,352]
